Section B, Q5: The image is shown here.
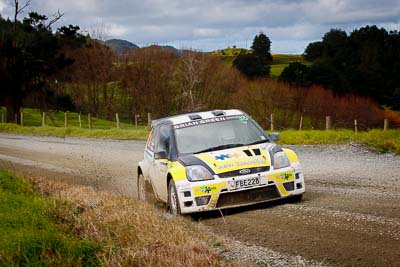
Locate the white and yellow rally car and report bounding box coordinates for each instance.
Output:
[137,109,305,215]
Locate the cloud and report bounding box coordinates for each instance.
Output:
[0,0,399,53]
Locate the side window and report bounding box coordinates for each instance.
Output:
[146,126,158,152]
[155,125,171,155]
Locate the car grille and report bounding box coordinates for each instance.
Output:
[283,181,295,191]
[216,185,280,208]
[218,166,270,178]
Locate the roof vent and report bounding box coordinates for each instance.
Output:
[211,110,225,116]
[188,114,202,120]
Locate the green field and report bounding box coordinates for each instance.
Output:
[0,170,99,266]
[10,108,137,129]
[212,48,309,79]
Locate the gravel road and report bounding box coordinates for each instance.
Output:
[0,133,399,266]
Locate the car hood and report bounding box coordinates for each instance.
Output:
[178,143,273,175]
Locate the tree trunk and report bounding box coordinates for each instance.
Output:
[5,96,22,123]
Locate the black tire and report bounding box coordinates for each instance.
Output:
[137,173,147,202]
[168,180,181,215]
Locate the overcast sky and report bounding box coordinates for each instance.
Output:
[1,0,399,53]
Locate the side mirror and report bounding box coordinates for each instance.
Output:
[154,150,168,160]
[269,132,281,142]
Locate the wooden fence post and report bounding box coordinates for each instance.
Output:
[384,119,389,131]
[88,113,92,130]
[354,119,358,133]
[270,114,274,131]
[64,112,68,128]
[42,112,46,127]
[299,116,303,131]
[147,113,152,129]
[326,116,332,130]
[14,114,17,124]
[1,112,4,123]
[135,114,138,128]
[116,113,120,129]
[20,110,24,126]
[78,114,82,128]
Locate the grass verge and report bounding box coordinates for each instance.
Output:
[0,123,149,140]
[0,169,229,266]
[278,129,400,154]
[0,169,100,266]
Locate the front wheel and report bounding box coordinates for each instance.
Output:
[168,180,181,215]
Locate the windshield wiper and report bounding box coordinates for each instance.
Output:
[194,143,244,154]
[245,140,268,146]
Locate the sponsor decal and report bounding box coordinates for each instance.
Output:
[215,158,266,169]
[174,116,236,129]
[277,172,292,180]
[239,116,248,122]
[215,153,241,161]
[198,185,217,194]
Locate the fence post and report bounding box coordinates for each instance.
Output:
[88,113,92,130]
[116,113,120,129]
[354,119,358,133]
[42,112,46,127]
[147,113,152,129]
[1,112,4,123]
[20,110,24,126]
[78,114,82,128]
[270,114,274,131]
[326,116,332,130]
[64,112,68,128]
[384,119,389,131]
[135,114,138,128]
[299,116,303,131]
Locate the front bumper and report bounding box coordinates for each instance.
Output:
[175,163,305,214]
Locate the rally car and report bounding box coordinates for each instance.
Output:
[137,109,305,215]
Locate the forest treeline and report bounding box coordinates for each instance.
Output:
[0,9,395,130]
[280,26,400,110]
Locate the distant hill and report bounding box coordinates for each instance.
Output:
[104,39,139,54]
[147,45,181,56]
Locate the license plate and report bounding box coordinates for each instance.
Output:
[228,177,261,190]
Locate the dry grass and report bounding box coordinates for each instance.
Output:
[30,177,230,267]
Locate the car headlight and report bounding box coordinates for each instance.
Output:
[186,165,214,182]
[273,151,290,169]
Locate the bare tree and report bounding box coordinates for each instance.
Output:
[14,0,30,24]
[179,50,206,111]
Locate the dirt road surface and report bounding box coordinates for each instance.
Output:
[1,133,399,266]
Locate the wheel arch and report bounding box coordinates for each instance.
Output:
[167,173,173,186]
[282,148,299,163]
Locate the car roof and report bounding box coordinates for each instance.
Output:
[151,109,246,127]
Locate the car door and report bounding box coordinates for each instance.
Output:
[152,124,172,202]
[142,126,161,202]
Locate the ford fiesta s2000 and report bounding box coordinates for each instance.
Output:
[137,109,305,215]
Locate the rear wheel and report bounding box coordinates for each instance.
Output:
[168,180,181,215]
[137,173,147,201]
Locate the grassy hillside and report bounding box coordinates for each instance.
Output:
[212,48,309,79]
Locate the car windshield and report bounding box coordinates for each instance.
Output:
[174,116,269,155]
